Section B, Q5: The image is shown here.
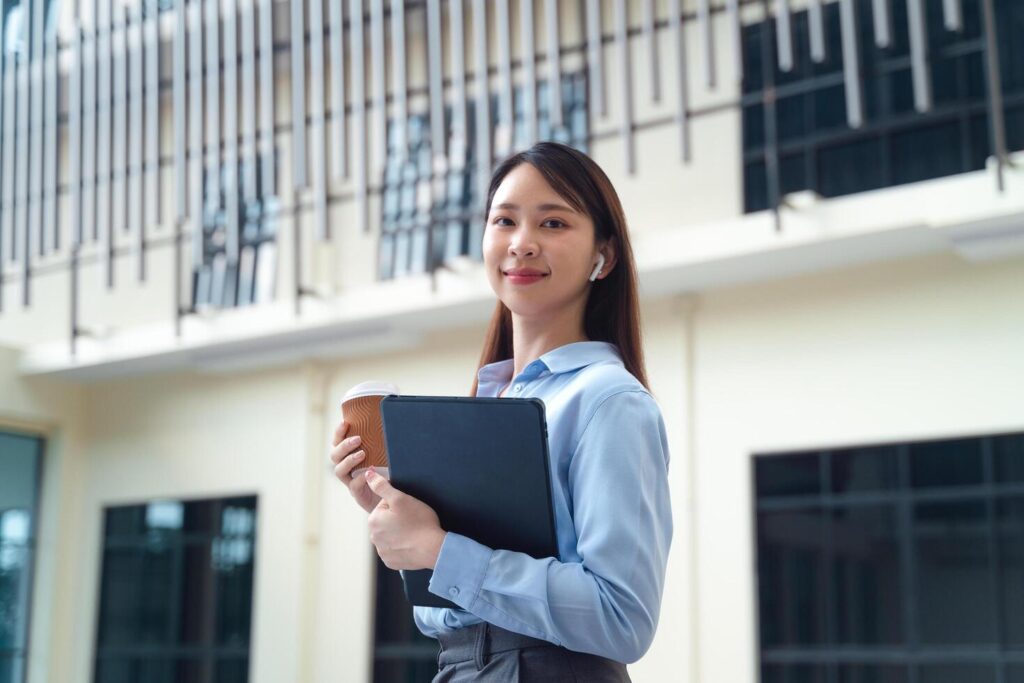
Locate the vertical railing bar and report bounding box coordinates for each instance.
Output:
[980,0,1007,193]
[0,7,8,278]
[329,0,348,179]
[545,0,562,125]
[642,0,660,103]
[585,0,605,118]
[241,0,256,202]
[370,0,386,175]
[291,0,307,188]
[259,0,276,195]
[146,0,161,229]
[727,0,743,84]
[472,0,489,246]
[613,0,634,174]
[390,0,406,162]
[839,0,864,129]
[775,0,793,72]
[495,0,513,155]
[389,0,405,162]
[175,0,188,222]
[225,0,240,270]
[942,0,962,32]
[70,27,83,248]
[189,0,205,270]
[43,0,58,253]
[906,0,932,113]
[351,0,368,232]
[698,0,715,89]
[112,0,126,240]
[426,0,444,157]
[808,0,826,63]
[133,3,146,278]
[206,0,221,229]
[521,0,537,146]
[450,0,468,164]
[97,0,112,287]
[669,0,691,163]
[30,0,45,261]
[872,0,892,48]
[311,0,329,240]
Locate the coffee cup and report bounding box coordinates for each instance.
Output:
[341,380,399,479]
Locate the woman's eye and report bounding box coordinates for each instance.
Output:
[493,217,514,226]
[542,219,566,228]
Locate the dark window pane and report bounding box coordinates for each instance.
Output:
[374,557,436,648]
[757,508,828,647]
[818,138,886,197]
[919,665,995,683]
[890,122,963,185]
[998,496,1024,646]
[757,454,821,498]
[914,500,995,644]
[0,544,30,648]
[995,433,1024,483]
[909,437,984,488]
[777,94,809,143]
[744,104,765,151]
[1008,664,1024,683]
[831,446,900,493]
[744,161,769,213]
[837,665,909,683]
[780,153,808,196]
[1007,104,1024,154]
[831,505,904,645]
[96,498,257,679]
[761,664,828,683]
[812,84,847,133]
[216,657,249,683]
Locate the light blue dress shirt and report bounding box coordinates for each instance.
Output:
[413,341,673,664]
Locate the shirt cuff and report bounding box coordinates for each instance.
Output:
[428,532,492,609]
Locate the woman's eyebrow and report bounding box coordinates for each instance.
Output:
[491,202,577,213]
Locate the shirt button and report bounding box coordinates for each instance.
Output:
[449,587,460,597]
[513,384,522,393]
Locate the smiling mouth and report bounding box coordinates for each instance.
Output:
[504,272,548,284]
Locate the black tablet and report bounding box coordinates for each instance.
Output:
[380,395,558,609]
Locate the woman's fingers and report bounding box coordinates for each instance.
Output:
[333,449,366,480]
[329,435,362,464]
[331,420,350,447]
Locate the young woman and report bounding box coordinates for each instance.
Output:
[330,142,672,682]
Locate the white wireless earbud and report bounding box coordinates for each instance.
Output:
[588,253,606,282]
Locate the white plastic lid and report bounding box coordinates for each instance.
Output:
[342,380,401,402]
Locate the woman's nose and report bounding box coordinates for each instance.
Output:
[509,227,539,257]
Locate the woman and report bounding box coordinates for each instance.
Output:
[330,142,672,682]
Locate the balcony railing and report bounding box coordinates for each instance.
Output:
[0,0,1017,359]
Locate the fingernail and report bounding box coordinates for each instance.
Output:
[365,466,376,479]
[352,436,362,445]
[353,451,365,461]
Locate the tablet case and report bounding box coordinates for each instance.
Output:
[380,395,559,609]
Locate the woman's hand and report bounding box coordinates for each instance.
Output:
[364,467,447,571]
[329,419,381,514]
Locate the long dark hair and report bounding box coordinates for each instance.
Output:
[469,142,649,396]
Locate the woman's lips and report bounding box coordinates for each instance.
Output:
[504,273,547,285]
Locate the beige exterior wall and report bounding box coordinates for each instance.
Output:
[1,0,1023,681]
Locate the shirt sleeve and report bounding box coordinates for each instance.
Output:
[426,390,673,663]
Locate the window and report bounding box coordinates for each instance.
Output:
[371,557,438,682]
[754,432,1024,682]
[378,73,589,281]
[93,496,258,683]
[741,0,1024,212]
[0,431,43,683]
[192,159,280,311]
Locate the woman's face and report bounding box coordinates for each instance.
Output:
[483,163,607,320]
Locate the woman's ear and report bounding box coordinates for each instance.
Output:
[595,239,618,280]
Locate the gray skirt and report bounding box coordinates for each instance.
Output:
[432,622,632,682]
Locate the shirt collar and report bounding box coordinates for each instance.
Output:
[476,341,623,386]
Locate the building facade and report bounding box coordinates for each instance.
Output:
[1,0,1023,681]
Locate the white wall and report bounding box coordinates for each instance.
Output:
[690,252,1024,683]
